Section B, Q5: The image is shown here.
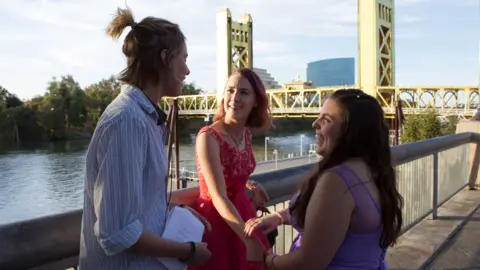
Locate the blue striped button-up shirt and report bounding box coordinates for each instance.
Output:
[79,85,169,269]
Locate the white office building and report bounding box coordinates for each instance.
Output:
[253,68,281,89]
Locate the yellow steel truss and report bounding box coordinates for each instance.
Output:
[161,86,479,119]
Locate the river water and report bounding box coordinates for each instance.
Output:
[0,131,314,225]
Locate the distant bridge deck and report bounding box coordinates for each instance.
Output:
[161,86,480,118]
[169,108,478,118]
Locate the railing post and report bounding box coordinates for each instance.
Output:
[432,152,439,220]
[273,149,278,170]
[265,137,270,161]
[308,151,315,163]
[180,167,186,189]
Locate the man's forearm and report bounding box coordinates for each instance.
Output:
[130,229,191,259]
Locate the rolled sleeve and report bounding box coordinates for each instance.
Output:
[92,116,147,256]
[97,219,143,255]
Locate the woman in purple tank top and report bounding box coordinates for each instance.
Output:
[244,89,404,270]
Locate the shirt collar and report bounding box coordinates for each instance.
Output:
[122,85,167,125]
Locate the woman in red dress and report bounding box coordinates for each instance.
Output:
[188,68,272,270]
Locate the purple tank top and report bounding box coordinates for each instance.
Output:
[288,165,388,270]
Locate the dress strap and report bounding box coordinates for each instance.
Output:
[244,128,252,147]
[339,165,382,214]
[327,166,362,222]
[198,125,224,144]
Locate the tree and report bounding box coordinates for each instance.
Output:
[84,75,121,129]
[441,115,459,136]
[401,109,443,143]
[85,75,121,112]
[4,106,43,143]
[0,76,207,144]
[67,88,88,127]
[0,86,43,143]
[0,85,23,108]
[181,82,203,95]
[41,75,87,139]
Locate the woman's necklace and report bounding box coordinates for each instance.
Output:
[228,129,245,148]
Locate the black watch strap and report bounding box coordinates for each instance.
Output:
[179,241,196,263]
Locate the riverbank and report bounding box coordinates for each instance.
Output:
[0,126,91,148]
[179,117,316,137]
[0,118,317,148]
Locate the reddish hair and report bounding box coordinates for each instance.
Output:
[213,68,272,130]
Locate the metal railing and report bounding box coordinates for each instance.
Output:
[0,132,478,269]
[176,143,319,181]
[174,151,320,184]
[267,133,477,254]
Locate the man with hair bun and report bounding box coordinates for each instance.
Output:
[79,7,211,269]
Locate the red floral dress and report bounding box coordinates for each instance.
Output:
[187,125,271,270]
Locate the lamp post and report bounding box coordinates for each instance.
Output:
[300,134,305,156]
[264,136,270,161]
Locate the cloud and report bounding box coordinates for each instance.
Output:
[0,0,366,99]
[441,0,478,7]
[399,15,422,23]
[0,0,474,99]
[396,0,476,7]
[396,33,419,39]
[397,0,430,5]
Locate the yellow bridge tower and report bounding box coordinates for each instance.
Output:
[216,8,253,101]
[358,0,395,98]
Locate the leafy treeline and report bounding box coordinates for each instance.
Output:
[0,75,203,144]
[1,75,460,146]
[401,109,459,143]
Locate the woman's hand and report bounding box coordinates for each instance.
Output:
[244,213,282,238]
[248,181,270,208]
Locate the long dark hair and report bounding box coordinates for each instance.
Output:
[289,89,403,248]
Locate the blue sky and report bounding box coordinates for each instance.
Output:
[0,0,478,100]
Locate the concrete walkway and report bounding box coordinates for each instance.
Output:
[424,203,480,270]
[386,188,480,270]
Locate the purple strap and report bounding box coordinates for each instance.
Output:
[327,166,362,223]
[339,165,382,214]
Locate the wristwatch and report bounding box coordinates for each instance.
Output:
[179,241,196,263]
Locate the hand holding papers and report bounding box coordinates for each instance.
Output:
[159,206,206,269]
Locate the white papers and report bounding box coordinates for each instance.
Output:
[159,206,205,270]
